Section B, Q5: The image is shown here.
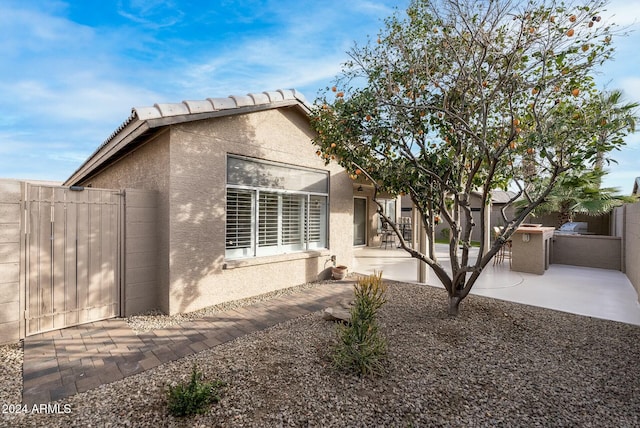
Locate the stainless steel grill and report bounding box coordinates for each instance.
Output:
[555,222,588,235]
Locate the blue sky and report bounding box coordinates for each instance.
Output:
[1,0,639,193]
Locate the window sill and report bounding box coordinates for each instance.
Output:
[223,249,331,270]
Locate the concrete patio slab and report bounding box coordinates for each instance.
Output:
[353,245,640,326]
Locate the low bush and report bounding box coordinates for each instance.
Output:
[166,365,225,417]
[332,272,388,377]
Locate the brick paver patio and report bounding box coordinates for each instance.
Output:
[22,282,354,406]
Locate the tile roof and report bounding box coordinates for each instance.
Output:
[470,189,521,204]
[491,190,519,204]
[100,89,309,152]
[65,89,311,185]
[134,89,308,121]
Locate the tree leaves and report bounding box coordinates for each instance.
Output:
[309,0,634,314]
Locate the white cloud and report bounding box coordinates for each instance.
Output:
[116,0,185,28]
[618,77,640,100]
[166,0,396,102]
[0,0,406,182]
[347,0,398,16]
[173,39,347,102]
[602,0,640,27]
[47,151,93,164]
[0,4,94,55]
[0,132,36,155]
[0,76,160,124]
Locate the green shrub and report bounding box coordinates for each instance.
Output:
[332,272,388,377]
[167,365,225,417]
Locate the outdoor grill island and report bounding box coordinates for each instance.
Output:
[510,225,556,275]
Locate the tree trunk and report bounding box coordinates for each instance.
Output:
[448,295,461,316]
[557,210,572,228]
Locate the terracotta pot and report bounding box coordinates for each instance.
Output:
[332,265,348,280]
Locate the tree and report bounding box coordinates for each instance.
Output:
[310,0,632,315]
[524,168,637,227]
[591,89,638,173]
[520,89,638,225]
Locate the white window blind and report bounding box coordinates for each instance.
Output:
[225,156,329,259]
[226,189,254,258]
[307,195,327,248]
[281,194,304,249]
[258,192,279,248]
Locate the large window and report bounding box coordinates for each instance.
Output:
[225,156,329,259]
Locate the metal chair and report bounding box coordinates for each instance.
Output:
[493,226,512,266]
[380,223,396,249]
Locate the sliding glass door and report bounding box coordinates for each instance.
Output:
[353,198,367,246]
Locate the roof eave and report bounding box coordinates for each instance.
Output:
[64,118,151,186]
[64,90,311,186]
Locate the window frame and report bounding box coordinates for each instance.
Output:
[225,155,329,260]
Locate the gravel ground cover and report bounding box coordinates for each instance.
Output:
[1,281,639,427]
[126,281,324,333]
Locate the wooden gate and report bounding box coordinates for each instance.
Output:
[24,184,122,335]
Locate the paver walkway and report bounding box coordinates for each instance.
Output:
[22,282,354,406]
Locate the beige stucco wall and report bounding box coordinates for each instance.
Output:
[623,203,640,301]
[0,180,22,344]
[79,131,171,313]
[78,107,353,316]
[551,234,622,270]
[511,227,554,275]
[122,189,160,316]
[166,108,353,314]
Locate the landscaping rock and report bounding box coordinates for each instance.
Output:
[322,299,354,322]
[2,281,639,427]
[322,306,352,323]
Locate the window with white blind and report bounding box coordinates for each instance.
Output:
[225,189,254,258]
[258,192,279,248]
[225,156,328,259]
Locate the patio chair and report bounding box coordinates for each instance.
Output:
[493,226,512,266]
[400,217,412,248]
[380,222,396,249]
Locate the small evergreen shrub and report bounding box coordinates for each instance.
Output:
[332,272,388,376]
[166,365,225,417]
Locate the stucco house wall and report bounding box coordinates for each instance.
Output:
[78,131,171,313]
[69,91,353,315]
[165,108,352,314]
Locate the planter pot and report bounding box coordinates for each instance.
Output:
[332,265,348,280]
